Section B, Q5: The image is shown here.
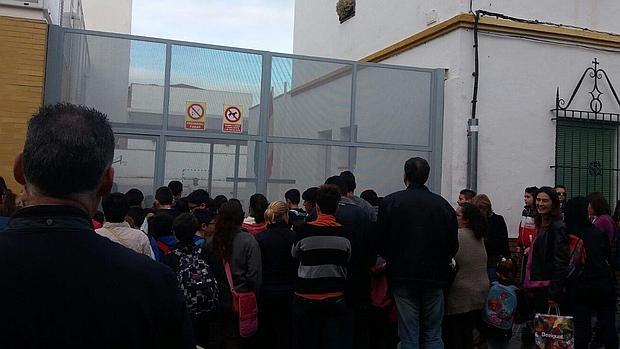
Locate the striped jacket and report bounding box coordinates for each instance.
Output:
[292,222,352,296]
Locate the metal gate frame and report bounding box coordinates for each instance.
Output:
[44,25,446,197]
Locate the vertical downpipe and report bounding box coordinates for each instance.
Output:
[467,11,481,191]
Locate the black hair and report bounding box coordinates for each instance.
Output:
[325,176,347,196]
[150,212,174,238]
[174,197,190,213]
[173,213,199,243]
[534,186,562,228]
[249,193,269,224]
[211,195,228,212]
[193,209,214,226]
[155,186,173,206]
[564,196,591,234]
[339,170,356,193]
[168,180,183,197]
[587,192,611,216]
[93,211,105,225]
[285,189,301,205]
[613,200,620,227]
[214,200,245,260]
[360,189,379,206]
[404,157,430,185]
[187,189,210,206]
[22,103,115,196]
[0,176,7,197]
[459,189,477,199]
[125,188,144,207]
[554,184,567,191]
[460,203,487,240]
[101,192,130,223]
[525,186,539,196]
[302,187,319,205]
[126,207,146,228]
[316,184,341,215]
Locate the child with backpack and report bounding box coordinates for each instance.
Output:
[149,212,177,261]
[163,213,219,347]
[483,257,520,349]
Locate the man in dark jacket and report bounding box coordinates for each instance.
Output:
[376,157,458,349]
[0,103,194,348]
[325,175,373,349]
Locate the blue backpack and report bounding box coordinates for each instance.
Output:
[482,282,518,330]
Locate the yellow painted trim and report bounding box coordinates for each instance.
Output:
[362,13,620,63]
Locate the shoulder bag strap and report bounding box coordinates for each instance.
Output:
[223,259,235,292]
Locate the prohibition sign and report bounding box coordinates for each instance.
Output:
[187,103,204,120]
[224,106,241,123]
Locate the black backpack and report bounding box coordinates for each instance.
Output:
[172,247,219,318]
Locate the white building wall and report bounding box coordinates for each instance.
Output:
[294,0,620,60]
[294,1,620,236]
[383,28,620,235]
[293,0,468,59]
[82,0,132,33]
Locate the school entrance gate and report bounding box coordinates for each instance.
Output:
[44,26,445,206]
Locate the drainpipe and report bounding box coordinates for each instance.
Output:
[467,10,481,191]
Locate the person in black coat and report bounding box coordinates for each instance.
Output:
[255,201,298,349]
[0,103,194,348]
[472,194,511,283]
[564,197,618,349]
[325,175,373,349]
[375,157,458,348]
[529,187,570,313]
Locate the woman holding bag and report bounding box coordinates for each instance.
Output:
[204,200,262,348]
[528,187,570,314]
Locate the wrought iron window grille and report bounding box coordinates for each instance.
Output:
[554,58,620,123]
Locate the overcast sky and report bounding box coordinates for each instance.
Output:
[131,0,295,53]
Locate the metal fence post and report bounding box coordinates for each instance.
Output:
[256,53,272,195]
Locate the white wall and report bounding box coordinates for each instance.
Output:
[0,5,47,21]
[293,0,620,60]
[82,0,132,33]
[383,28,620,236]
[293,0,467,59]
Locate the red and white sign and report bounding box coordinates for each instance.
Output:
[184,101,206,130]
[222,105,243,133]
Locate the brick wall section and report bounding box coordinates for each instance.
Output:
[0,16,47,191]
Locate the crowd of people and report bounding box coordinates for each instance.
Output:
[0,102,618,349]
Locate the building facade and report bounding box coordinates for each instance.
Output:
[294,0,620,235]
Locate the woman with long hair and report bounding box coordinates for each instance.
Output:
[565,197,618,349]
[204,200,262,348]
[443,203,489,349]
[587,192,615,247]
[471,194,510,283]
[528,186,569,313]
[255,201,297,349]
[243,193,269,236]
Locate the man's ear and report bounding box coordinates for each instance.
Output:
[13,153,26,185]
[201,223,207,231]
[97,166,115,197]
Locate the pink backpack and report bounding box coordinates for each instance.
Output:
[223,260,258,338]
